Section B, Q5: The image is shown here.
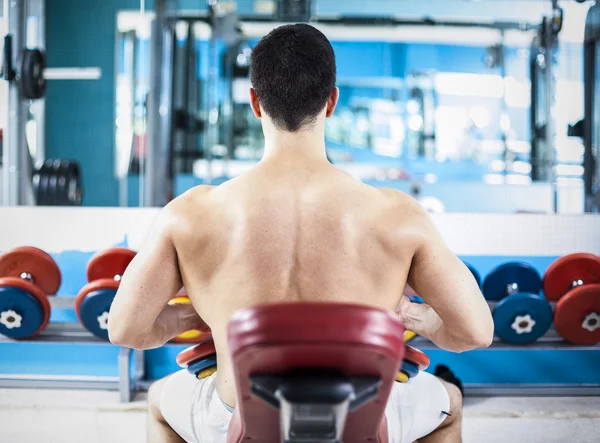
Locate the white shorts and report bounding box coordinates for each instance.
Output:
[160,370,450,443]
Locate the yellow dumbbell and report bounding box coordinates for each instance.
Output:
[404,330,417,343]
[395,371,409,383]
[169,295,209,344]
[197,366,217,379]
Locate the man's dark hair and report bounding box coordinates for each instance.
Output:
[250,24,337,132]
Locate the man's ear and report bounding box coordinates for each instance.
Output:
[249,88,262,118]
[325,87,339,118]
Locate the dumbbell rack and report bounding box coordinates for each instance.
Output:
[410,299,600,397]
[0,296,145,402]
[2,297,599,401]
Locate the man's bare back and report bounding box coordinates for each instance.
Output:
[172,161,421,405]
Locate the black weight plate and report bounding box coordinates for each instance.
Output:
[47,159,62,205]
[35,161,53,205]
[21,49,46,100]
[56,161,83,206]
[67,162,83,206]
[56,161,73,205]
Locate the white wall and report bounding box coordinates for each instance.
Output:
[0,207,598,256]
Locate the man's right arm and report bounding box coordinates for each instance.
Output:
[398,203,494,353]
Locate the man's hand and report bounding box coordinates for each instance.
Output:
[166,301,210,336]
[396,295,443,343]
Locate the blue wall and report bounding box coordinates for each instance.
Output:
[46,0,139,206]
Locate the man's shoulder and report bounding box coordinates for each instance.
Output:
[377,187,422,212]
[171,185,215,207]
[374,187,432,239]
[160,186,216,227]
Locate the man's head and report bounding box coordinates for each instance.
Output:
[250,24,338,133]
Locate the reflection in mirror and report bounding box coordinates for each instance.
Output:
[113,1,589,213]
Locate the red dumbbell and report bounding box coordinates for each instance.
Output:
[0,246,61,338]
[75,247,136,340]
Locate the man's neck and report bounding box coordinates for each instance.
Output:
[261,130,328,163]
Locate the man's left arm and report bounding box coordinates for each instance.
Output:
[108,206,204,350]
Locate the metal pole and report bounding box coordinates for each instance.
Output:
[223,46,234,168]
[530,40,540,182]
[28,0,45,167]
[205,1,220,185]
[186,22,199,174]
[144,15,162,206]
[144,0,174,206]
[119,32,137,207]
[3,0,30,206]
[544,16,557,213]
[498,33,509,176]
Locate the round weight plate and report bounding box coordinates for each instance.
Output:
[21,49,47,100]
[464,262,481,287]
[0,246,61,295]
[48,160,62,206]
[401,360,419,378]
[32,170,41,204]
[168,296,191,309]
[197,367,217,380]
[554,284,600,345]
[86,248,136,282]
[75,279,120,340]
[395,372,409,383]
[404,345,430,371]
[404,330,417,343]
[483,262,542,301]
[543,253,600,302]
[38,160,55,205]
[187,355,217,378]
[69,164,83,206]
[176,340,217,367]
[0,277,50,338]
[59,161,83,206]
[55,161,71,205]
[171,329,208,344]
[493,293,553,344]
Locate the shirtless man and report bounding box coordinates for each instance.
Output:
[108,24,494,443]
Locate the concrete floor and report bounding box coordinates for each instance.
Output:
[0,389,599,443]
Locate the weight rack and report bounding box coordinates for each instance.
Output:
[1,295,599,401]
[0,296,144,402]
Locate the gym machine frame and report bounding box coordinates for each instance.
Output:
[1,0,93,207]
[583,3,600,212]
[529,2,563,213]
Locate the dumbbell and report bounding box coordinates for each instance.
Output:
[75,247,136,340]
[543,253,600,345]
[0,246,61,338]
[483,262,552,344]
[396,345,430,383]
[170,290,212,344]
[176,338,218,380]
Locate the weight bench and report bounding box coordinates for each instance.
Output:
[180,302,406,443]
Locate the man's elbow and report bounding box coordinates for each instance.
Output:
[469,328,494,349]
[460,323,494,351]
[108,323,145,350]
